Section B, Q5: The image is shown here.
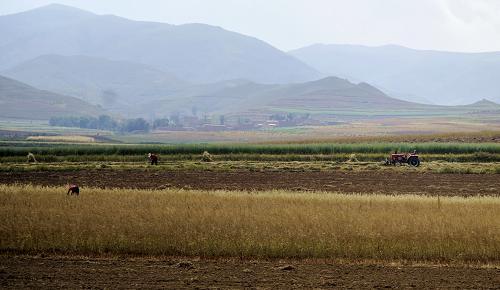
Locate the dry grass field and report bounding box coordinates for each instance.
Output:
[26,135,96,143]
[1,184,499,262]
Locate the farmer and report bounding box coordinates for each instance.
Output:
[67,184,79,196]
[148,153,159,165]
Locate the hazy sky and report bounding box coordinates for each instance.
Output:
[1,0,500,52]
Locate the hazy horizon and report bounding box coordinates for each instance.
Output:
[1,0,500,53]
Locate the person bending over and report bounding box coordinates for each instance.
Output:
[148,153,159,165]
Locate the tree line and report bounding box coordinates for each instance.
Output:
[49,115,151,133]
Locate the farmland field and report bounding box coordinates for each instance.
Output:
[3,2,500,288]
[1,166,500,196]
[1,135,500,288]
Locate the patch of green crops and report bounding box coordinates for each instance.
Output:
[0,142,499,157]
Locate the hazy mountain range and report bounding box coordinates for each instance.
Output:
[290,44,500,105]
[136,76,419,118]
[0,4,499,121]
[0,75,103,120]
[3,54,188,106]
[0,4,320,84]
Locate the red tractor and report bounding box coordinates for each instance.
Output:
[385,150,420,167]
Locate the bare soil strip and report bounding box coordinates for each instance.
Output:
[1,255,498,289]
[1,170,499,196]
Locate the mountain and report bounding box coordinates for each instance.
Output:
[0,75,104,120]
[141,76,500,122]
[2,54,188,106]
[0,4,321,84]
[136,76,425,118]
[290,44,500,105]
[459,99,500,111]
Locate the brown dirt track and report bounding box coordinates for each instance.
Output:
[1,255,499,289]
[0,169,499,196]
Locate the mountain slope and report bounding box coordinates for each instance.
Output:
[2,54,188,106]
[137,76,425,117]
[290,44,500,105]
[0,75,104,120]
[0,4,321,84]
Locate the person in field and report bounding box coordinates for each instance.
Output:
[67,184,79,196]
[148,153,158,165]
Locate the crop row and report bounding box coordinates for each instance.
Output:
[1,142,500,156]
[1,152,500,163]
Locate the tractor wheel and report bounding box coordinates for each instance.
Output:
[408,157,420,167]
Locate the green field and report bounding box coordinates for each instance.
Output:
[1,142,500,155]
[1,141,500,168]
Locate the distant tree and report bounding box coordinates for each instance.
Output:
[97,115,118,130]
[50,115,153,133]
[219,115,225,125]
[49,116,79,127]
[79,116,98,129]
[121,118,150,132]
[153,118,170,129]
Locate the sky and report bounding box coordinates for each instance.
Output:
[1,0,500,52]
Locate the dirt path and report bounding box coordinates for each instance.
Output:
[1,255,498,289]
[1,169,499,196]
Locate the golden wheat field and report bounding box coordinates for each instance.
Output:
[25,135,96,143]
[1,184,499,262]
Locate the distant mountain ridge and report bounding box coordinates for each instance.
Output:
[290,43,500,105]
[0,75,104,120]
[2,54,189,106]
[0,4,321,84]
[136,76,424,118]
[2,4,498,123]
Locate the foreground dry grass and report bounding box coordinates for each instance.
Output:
[0,185,499,262]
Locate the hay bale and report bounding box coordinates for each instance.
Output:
[27,152,37,163]
[347,153,358,162]
[201,151,213,162]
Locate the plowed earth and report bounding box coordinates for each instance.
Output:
[1,169,499,196]
[1,255,499,289]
